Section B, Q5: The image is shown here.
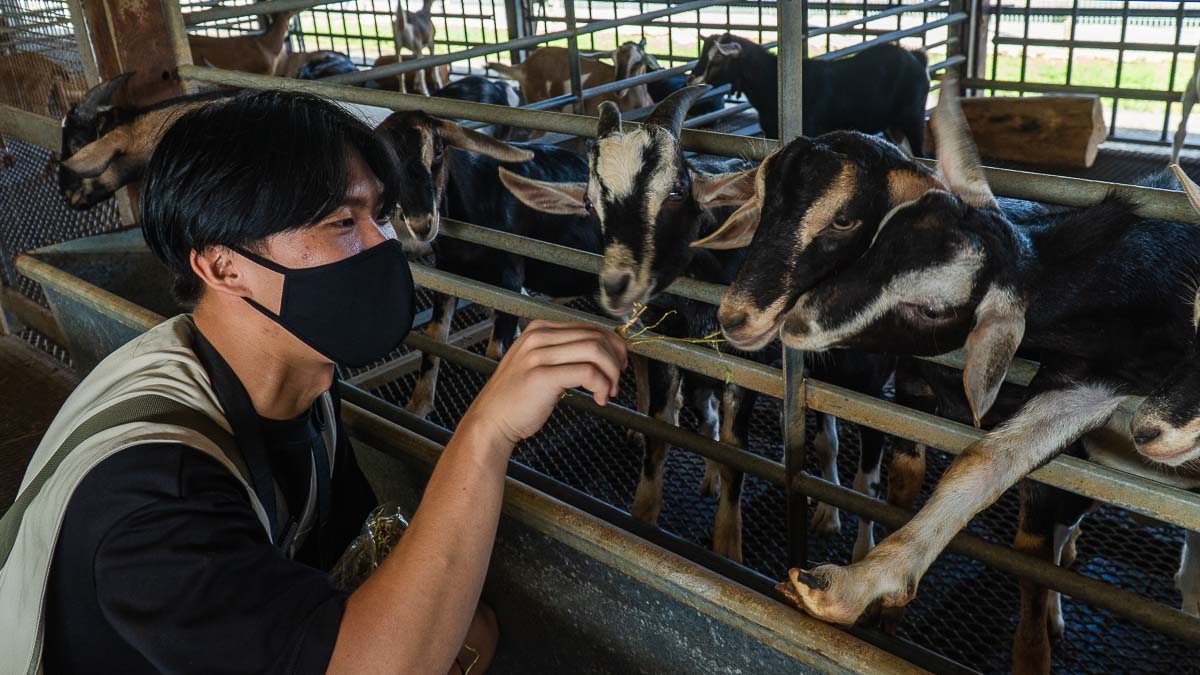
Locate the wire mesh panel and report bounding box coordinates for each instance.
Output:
[977,0,1200,148]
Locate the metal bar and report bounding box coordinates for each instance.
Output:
[182,0,347,26]
[324,0,743,86]
[347,319,493,390]
[779,0,807,568]
[63,0,101,86]
[982,4,1200,19]
[806,0,949,39]
[519,60,695,112]
[161,0,196,94]
[177,67,1200,225]
[992,35,1198,56]
[815,13,968,61]
[0,104,61,150]
[563,0,584,115]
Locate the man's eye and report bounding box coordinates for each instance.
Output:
[337,218,356,228]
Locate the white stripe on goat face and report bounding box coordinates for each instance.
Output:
[591,127,680,304]
[783,248,984,351]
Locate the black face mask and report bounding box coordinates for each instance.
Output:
[234,239,415,368]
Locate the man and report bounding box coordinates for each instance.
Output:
[0,90,626,673]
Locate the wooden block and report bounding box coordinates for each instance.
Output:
[927,94,1108,168]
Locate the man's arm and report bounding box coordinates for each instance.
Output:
[328,321,627,674]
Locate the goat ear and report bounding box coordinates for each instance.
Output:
[1170,164,1200,215]
[962,287,1026,427]
[643,51,662,71]
[579,50,613,61]
[436,120,534,163]
[598,101,622,136]
[691,166,757,209]
[932,77,996,209]
[499,167,588,216]
[692,198,760,250]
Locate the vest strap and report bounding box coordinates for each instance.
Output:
[0,394,243,568]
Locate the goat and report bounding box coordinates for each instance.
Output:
[647,72,723,117]
[368,53,450,96]
[430,76,522,141]
[56,74,229,209]
[373,111,603,419]
[189,11,296,76]
[394,0,440,94]
[0,52,85,168]
[500,87,767,561]
[695,130,1047,562]
[772,80,1200,674]
[688,33,929,153]
[486,39,657,116]
[279,50,358,80]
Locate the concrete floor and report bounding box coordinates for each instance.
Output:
[0,335,77,508]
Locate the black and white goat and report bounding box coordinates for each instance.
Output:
[688,33,929,153]
[772,81,1200,674]
[373,111,602,418]
[57,74,231,209]
[501,87,894,563]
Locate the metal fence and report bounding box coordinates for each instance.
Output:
[3,0,1200,670]
[969,0,1200,150]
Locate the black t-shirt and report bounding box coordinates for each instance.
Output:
[41,333,377,673]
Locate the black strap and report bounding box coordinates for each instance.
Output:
[0,394,245,568]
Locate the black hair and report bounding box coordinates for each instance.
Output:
[140,89,400,302]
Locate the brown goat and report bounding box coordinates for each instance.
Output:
[487,40,656,116]
[369,53,449,94]
[189,11,297,76]
[0,52,84,168]
[394,0,439,94]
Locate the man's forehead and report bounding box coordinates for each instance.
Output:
[343,151,384,208]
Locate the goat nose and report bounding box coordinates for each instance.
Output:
[721,310,749,333]
[1133,425,1163,447]
[602,272,632,300]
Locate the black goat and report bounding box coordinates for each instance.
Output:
[688,33,929,153]
[647,72,723,117]
[57,74,231,210]
[374,111,602,418]
[432,76,522,140]
[502,87,893,564]
[296,51,359,80]
[773,81,1200,674]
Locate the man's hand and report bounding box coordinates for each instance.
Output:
[461,320,628,447]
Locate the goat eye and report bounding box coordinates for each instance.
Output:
[921,306,948,320]
[832,216,857,231]
[584,197,594,212]
[667,187,686,200]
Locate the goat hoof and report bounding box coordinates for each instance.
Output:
[810,502,842,535]
[625,429,646,451]
[778,566,865,625]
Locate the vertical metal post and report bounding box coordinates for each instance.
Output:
[161,0,195,95]
[967,0,990,83]
[778,0,807,570]
[64,0,101,86]
[503,0,529,64]
[564,0,585,115]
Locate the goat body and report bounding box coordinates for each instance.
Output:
[0,52,84,168]
[369,53,449,95]
[431,76,521,140]
[189,12,296,75]
[487,44,654,116]
[689,33,929,152]
[394,0,439,93]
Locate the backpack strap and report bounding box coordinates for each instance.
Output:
[0,394,244,568]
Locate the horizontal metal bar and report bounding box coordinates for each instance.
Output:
[961,77,1180,103]
[517,60,696,112]
[179,64,781,159]
[0,104,62,150]
[987,4,1200,19]
[183,0,351,25]
[179,67,1200,226]
[925,54,965,73]
[805,381,1200,533]
[323,0,743,86]
[815,13,966,61]
[683,98,752,129]
[409,261,785,397]
[404,331,788,484]
[993,36,1196,55]
[807,0,950,39]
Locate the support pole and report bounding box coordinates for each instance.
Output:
[779,0,807,570]
[564,0,586,115]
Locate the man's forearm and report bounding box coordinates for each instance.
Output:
[328,417,511,674]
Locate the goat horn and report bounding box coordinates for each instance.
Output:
[73,72,133,121]
[597,101,622,137]
[644,84,709,138]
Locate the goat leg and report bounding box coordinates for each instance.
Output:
[810,413,842,535]
[1179,529,1200,616]
[406,293,456,418]
[711,385,754,563]
[778,385,1125,626]
[631,365,681,525]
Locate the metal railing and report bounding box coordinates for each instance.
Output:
[0,0,1173,667]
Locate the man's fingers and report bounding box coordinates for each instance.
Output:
[528,339,623,396]
[537,362,618,407]
[520,327,626,369]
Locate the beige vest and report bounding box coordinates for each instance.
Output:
[0,316,274,674]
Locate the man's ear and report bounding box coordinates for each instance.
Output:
[190,246,246,296]
[499,167,588,215]
[692,198,760,249]
[691,166,757,209]
[962,287,1026,427]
